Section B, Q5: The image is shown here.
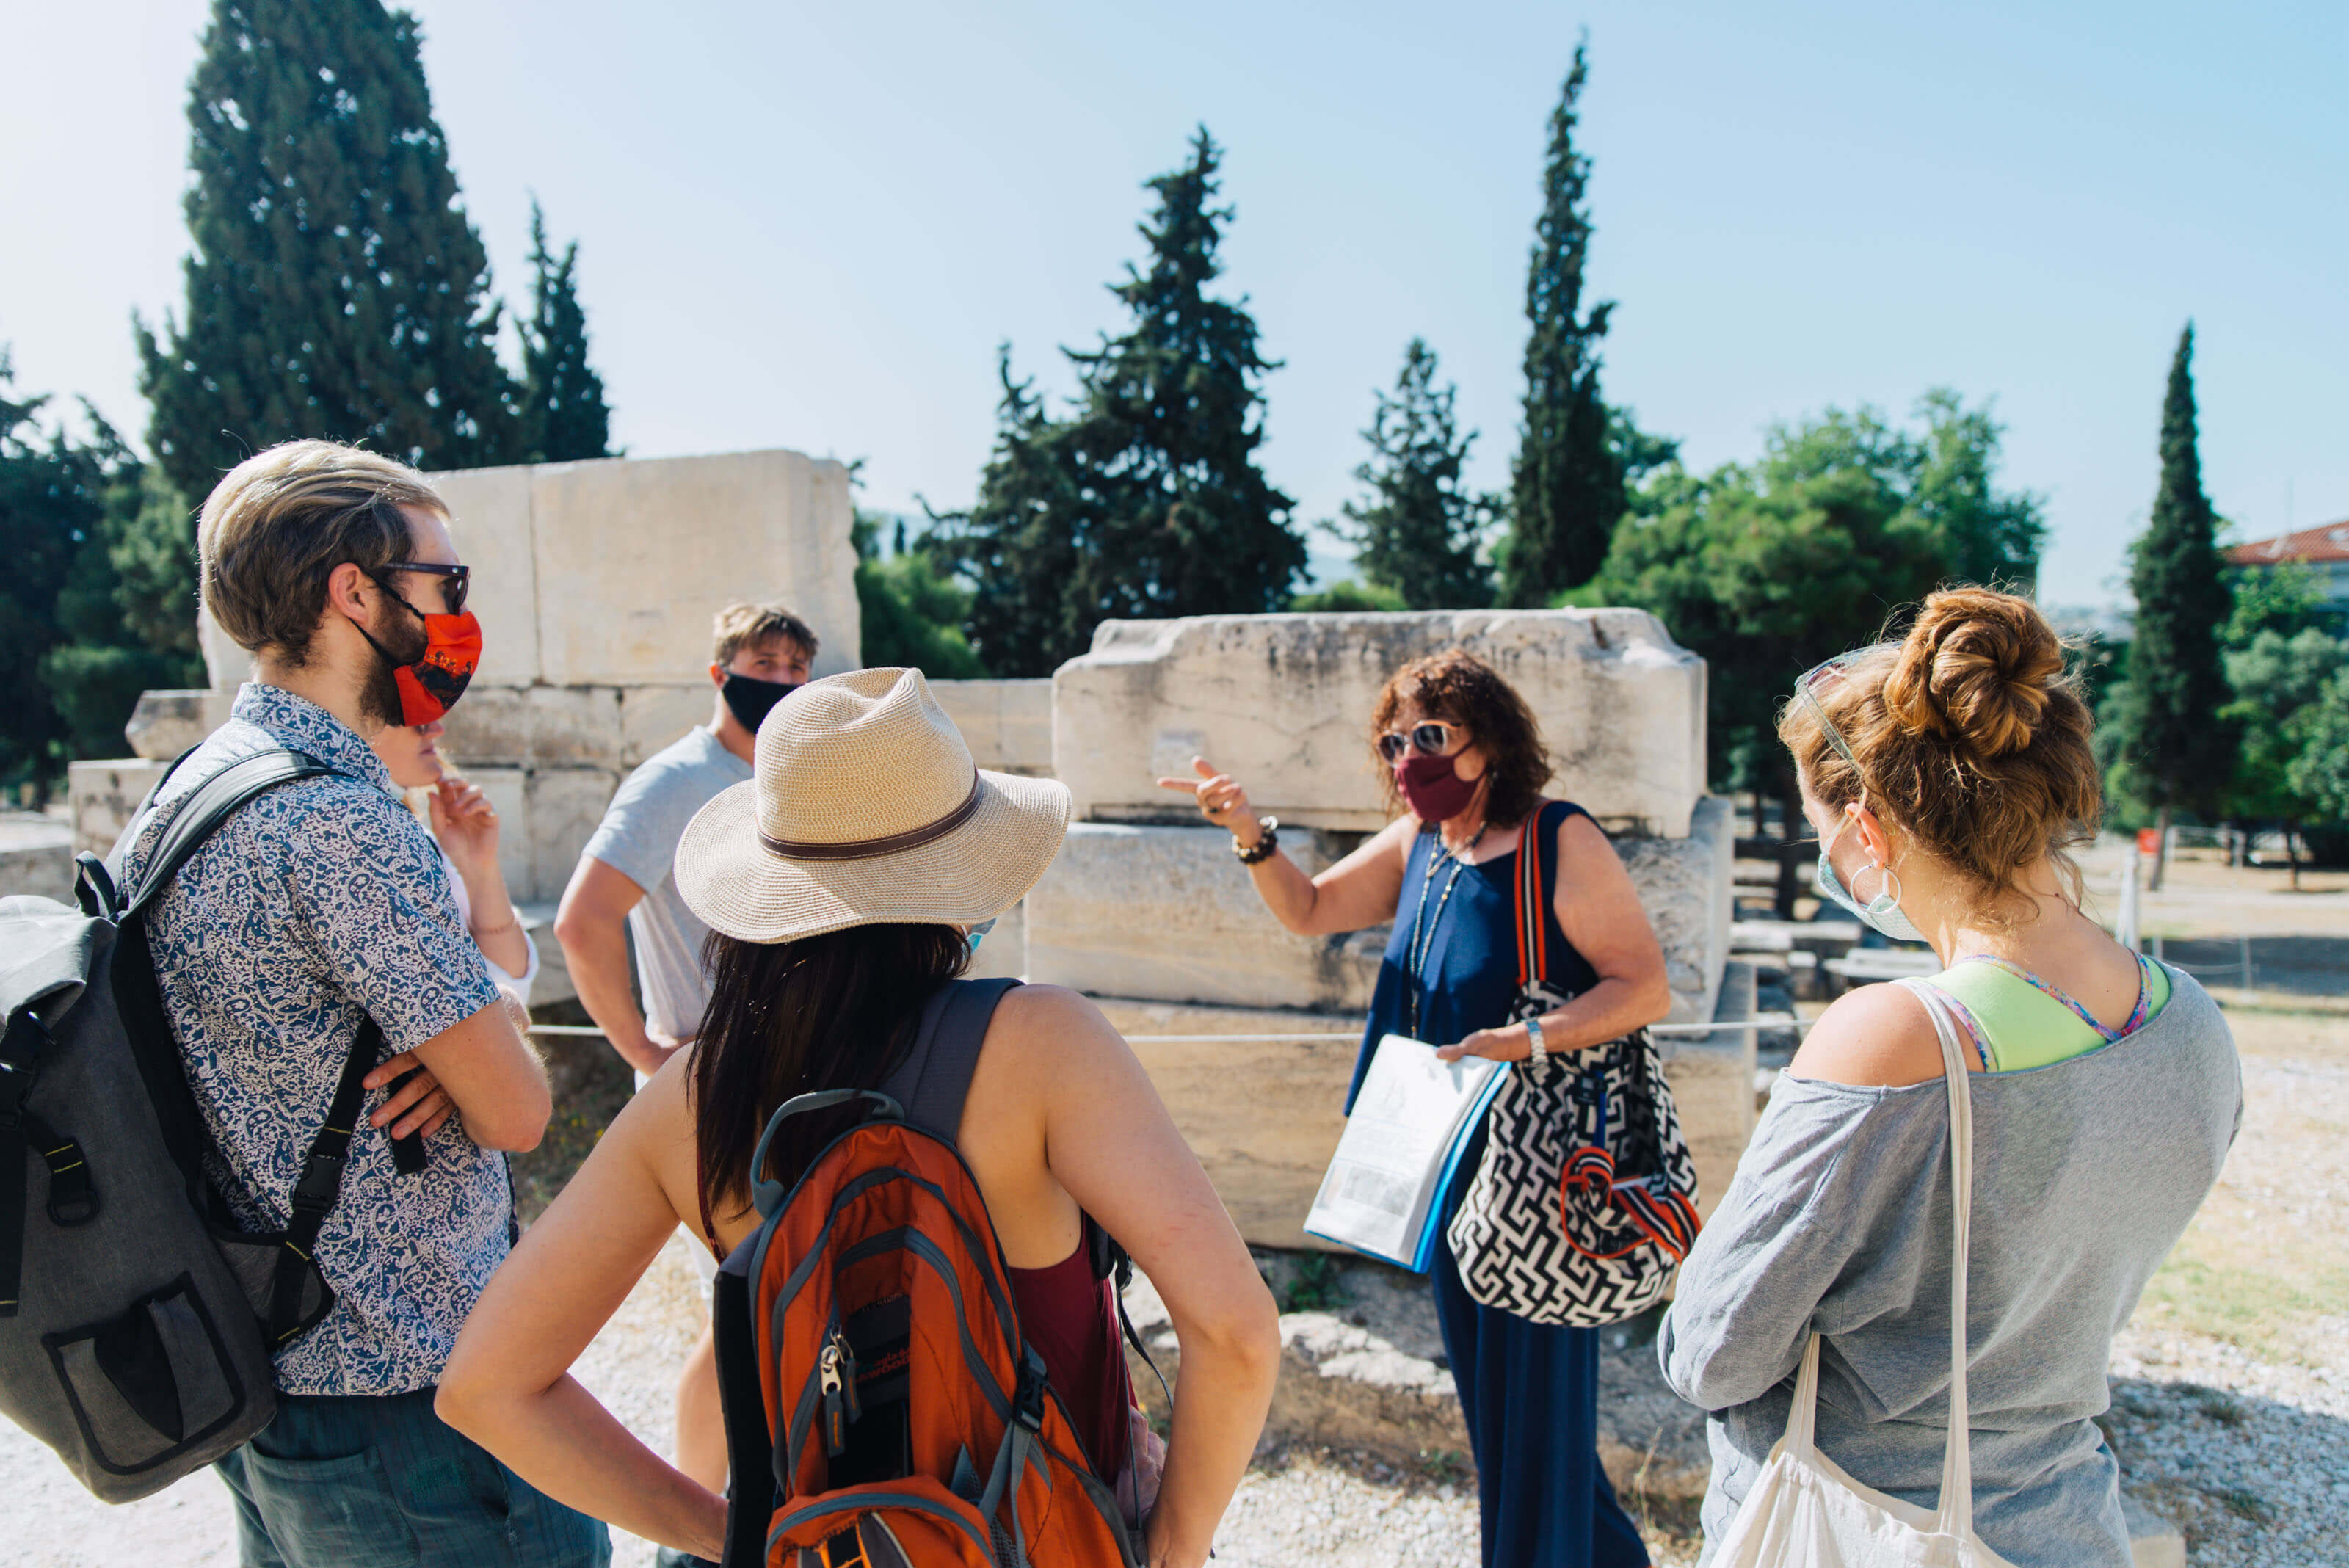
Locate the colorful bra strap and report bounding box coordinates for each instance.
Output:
[1954,951,2156,1043]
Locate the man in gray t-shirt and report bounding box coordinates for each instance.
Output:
[555,603,816,1079]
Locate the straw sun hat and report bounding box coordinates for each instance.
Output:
[675,667,1072,943]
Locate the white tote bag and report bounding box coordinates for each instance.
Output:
[1704,979,2020,1568]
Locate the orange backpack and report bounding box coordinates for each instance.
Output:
[713,981,1141,1568]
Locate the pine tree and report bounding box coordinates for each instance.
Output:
[137,0,519,499]
[2120,323,2238,887]
[518,197,613,463]
[1498,37,1622,606]
[1338,338,1492,609]
[945,130,1304,675]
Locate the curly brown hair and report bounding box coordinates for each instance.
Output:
[1370,649,1553,828]
[1778,586,2100,923]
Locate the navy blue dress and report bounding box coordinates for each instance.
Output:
[1348,802,1649,1568]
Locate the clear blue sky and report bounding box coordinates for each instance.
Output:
[6,0,2343,611]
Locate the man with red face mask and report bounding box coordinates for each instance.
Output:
[112,440,606,1567]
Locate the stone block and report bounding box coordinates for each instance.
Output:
[618,685,714,769]
[515,901,574,1009]
[1054,609,1705,836]
[930,680,1054,776]
[438,685,623,769]
[430,462,541,686]
[0,824,74,903]
[125,690,218,760]
[1619,794,1735,1026]
[1665,959,1760,1222]
[525,766,621,907]
[1089,997,1358,1251]
[1026,823,1381,1012]
[68,759,170,857]
[464,768,532,903]
[197,602,246,694]
[965,899,1026,982]
[529,451,860,687]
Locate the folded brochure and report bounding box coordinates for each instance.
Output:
[1305,1033,1506,1272]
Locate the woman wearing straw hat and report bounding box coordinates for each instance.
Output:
[438,668,1281,1567]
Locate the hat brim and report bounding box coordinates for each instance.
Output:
[673,769,1073,944]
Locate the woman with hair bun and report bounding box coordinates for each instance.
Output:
[1660,587,2242,1566]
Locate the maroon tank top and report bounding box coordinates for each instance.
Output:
[1008,1242,1133,1476]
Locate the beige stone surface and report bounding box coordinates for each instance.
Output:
[124,690,216,760]
[1621,794,1736,1026]
[1054,609,1705,836]
[523,766,620,906]
[465,767,532,902]
[68,759,171,857]
[618,685,714,769]
[439,684,623,769]
[196,601,244,694]
[1027,823,1382,1012]
[0,827,73,904]
[529,451,860,686]
[931,678,1054,776]
[1091,997,1359,1250]
[964,898,1027,982]
[432,462,540,686]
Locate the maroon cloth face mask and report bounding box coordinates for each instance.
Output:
[1395,752,1480,823]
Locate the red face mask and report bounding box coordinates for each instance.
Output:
[352,592,483,726]
[1395,751,1480,823]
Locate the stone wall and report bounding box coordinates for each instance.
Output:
[1054,609,1707,837]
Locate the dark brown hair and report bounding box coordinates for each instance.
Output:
[1778,586,2100,922]
[196,440,441,664]
[1369,649,1553,829]
[691,922,970,1229]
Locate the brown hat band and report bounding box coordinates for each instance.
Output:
[758,775,984,863]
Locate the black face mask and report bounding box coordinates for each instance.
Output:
[722,672,801,734]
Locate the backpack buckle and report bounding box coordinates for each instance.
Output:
[289,1153,346,1211]
[0,1009,53,1125]
[1012,1346,1049,1433]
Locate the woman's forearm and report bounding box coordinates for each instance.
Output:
[1147,1308,1281,1568]
[1243,841,1324,932]
[459,863,534,977]
[435,1375,727,1559]
[1541,971,1674,1051]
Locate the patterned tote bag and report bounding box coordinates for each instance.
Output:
[1704,979,2019,1567]
[1445,800,1704,1326]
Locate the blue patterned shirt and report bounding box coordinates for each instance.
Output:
[117,683,509,1396]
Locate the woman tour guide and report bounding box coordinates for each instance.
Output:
[1659,587,2240,1565]
[440,668,1280,1568]
[1161,647,1669,1568]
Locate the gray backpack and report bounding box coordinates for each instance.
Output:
[0,748,398,1501]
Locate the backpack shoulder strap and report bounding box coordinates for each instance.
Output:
[120,747,343,918]
[879,976,1022,1143]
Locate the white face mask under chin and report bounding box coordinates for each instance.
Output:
[1815,808,1928,944]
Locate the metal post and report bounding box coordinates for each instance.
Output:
[2241,931,2254,992]
[2115,846,2142,954]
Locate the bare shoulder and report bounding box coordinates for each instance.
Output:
[1787,981,1950,1089]
[986,983,1125,1067]
[1553,806,1621,863]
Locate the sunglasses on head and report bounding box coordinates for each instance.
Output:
[1376,721,1458,763]
[370,561,471,616]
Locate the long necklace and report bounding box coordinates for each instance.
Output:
[1404,821,1486,1038]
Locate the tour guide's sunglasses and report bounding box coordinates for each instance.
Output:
[371,561,471,616]
[1376,721,1458,763]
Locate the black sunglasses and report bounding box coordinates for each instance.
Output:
[1376,721,1457,763]
[371,561,471,616]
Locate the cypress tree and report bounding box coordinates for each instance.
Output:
[1498,37,1622,606]
[2122,322,2238,887]
[1339,338,1493,609]
[518,197,614,463]
[1061,128,1305,630]
[946,130,1304,675]
[137,0,518,499]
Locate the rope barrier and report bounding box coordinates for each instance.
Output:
[527,1018,1813,1043]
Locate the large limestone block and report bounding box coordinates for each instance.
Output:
[619,686,715,769]
[431,462,540,686]
[1619,794,1735,1026]
[439,686,623,769]
[197,602,244,694]
[529,451,860,686]
[1025,824,1382,1012]
[465,768,532,902]
[0,824,74,903]
[930,680,1054,776]
[1055,609,1705,835]
[1089,998,1359,1250]
[964,899,1026,982]
[525,767,620,907]
[125,690,224,760]
[69,760,170,857]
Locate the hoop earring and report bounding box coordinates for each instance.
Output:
[1862,860,1904,912]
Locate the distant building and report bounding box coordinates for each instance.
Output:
[2225,522,2349,617]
